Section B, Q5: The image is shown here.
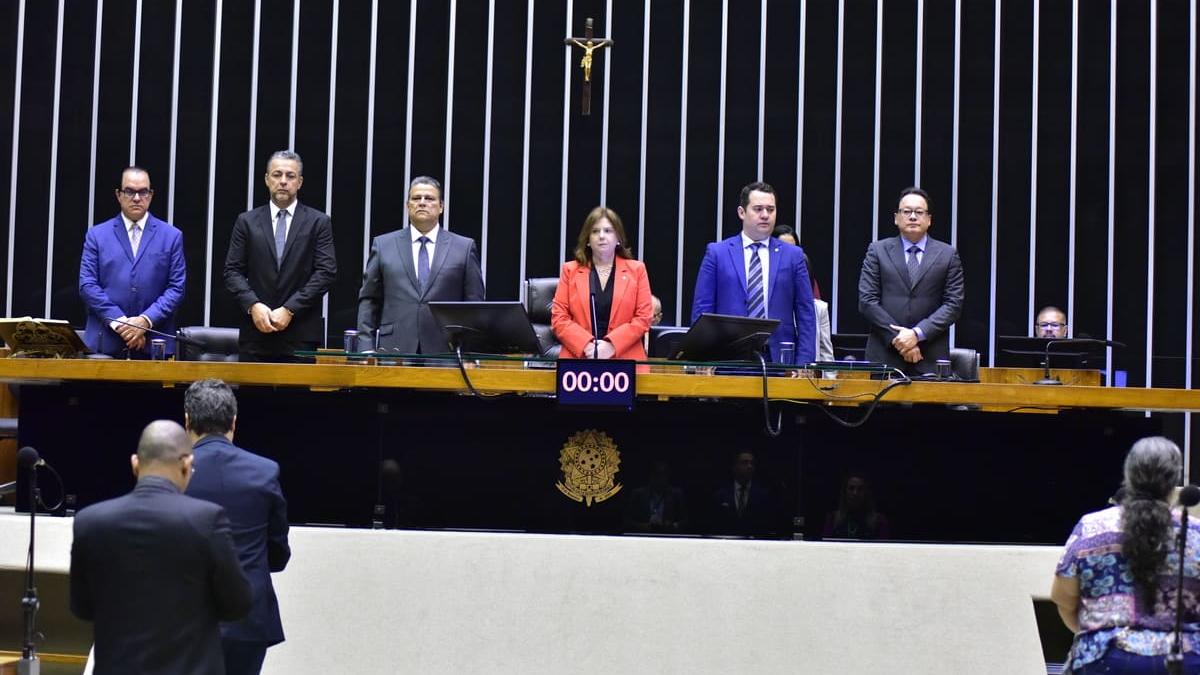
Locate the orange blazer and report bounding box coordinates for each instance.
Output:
[550,258,653,360]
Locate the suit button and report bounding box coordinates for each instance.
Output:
[131,287,138,292]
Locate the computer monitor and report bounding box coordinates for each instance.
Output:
[670,313,779,362]
[995,336,1108,370]
[428,301,541,355]
[648,325,689,359]
[831,333,868,361]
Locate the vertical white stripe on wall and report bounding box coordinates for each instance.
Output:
[519,0,534,292]
[637,0,650,262]
[675,0,691,326]
[599,0,613,205]
[1067,0,1079,333]
[1186,0,1196,477]
[871,0,882,239]
[716,0,728,243]
[480,0,495,277]
[831,0,845,331]
[1105,0,1116,383]
[559,1,574,259]
[756,0,767,180]
[1146,0,1157,388]
[948,0,961,349]
[130,0,143,163]
[168,0,182,224]
[87,0,104,228]
[322,0,339,345]
[288,0,299,149]
[987,0,1000,365]
[247,0,262,211]
[45,0,65,319]
[1027,0,1039,330]
[6,0,25,316]
[204,0,224,326]
[403,0,416,210]
[794,0,807,241]
[443,0,457,229]
[914,0,923,183]
[362,0,378,266]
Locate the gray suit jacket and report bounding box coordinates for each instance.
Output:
[357,226,485,353]
[857,235,964,373]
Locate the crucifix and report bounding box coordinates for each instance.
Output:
[563,18,613,116]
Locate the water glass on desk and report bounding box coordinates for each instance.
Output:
[150,339,166,361]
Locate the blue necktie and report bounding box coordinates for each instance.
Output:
[417,236,431,290]
[907,244,921,281]
[746,242,766,319]
[274,209,288,266]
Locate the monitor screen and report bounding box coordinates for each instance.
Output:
[995,336,1109,370]
[671,313,779,362]
[428,301,541,355]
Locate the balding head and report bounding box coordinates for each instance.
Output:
[132,420,194,489]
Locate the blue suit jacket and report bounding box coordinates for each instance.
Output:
[185,435,291,646]
[690,234,816,363]
[79,214,186,356]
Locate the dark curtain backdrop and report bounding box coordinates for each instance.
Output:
[0,0,1197,449]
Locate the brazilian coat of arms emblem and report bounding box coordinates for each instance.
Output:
[556,429,622,506]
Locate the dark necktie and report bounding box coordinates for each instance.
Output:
[736,485,748,515]
[275,209,288,265]
[907,244,921,281]
[746,242,766,319]
[417,236,431,290]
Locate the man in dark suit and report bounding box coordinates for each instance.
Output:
[690,181,816,364]
[710,450,776,537]
[357,176,485,353]
[224,150,337,361]
[858,187,965,374]
[70,420,251,675]
[183,378,290,675]
[79,166,186,357]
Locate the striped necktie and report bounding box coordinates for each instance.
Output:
[746,242,766,319]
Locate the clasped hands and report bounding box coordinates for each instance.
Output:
[582,339,616,359]
[889,324,923,364]
[114,315,151,350]
[250,302,294,333]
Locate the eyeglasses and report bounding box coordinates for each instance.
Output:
[118,188,153,199]
[1036,322,1064,330]
[896,208,929,218]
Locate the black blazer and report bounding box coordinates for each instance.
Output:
[186,435,291,646]
[70,476,252,675]
[224,202,337,355]
[857,235,965,374]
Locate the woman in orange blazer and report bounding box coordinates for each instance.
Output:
[551,206,653,360]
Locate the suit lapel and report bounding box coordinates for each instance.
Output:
[423,231,453,297]
[395,227,420,292]
[280,204,310,268]
[574,264,592,330]
[888,237,912,289]
[611,259,631,322]
[111,218,136,263]
[256,207,278,271]
[132,216,159,267]
[724,236,748,289]
[910,240,941,289]
[766,238,783,304]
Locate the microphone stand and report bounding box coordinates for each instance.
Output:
[1167,485,1200,675]
[19,458,41,675]
[589,291,600,359]
[1034,337,1127,386]
[104,316,203,351]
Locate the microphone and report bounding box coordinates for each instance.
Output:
[1179,484,1200,507]
[589,291,600,359]
[1035,337,1127,385]
[104,317,200,347]
[1169,484,1200,673]
[17,446,42,469]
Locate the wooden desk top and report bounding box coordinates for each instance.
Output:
[0,358,1196,412]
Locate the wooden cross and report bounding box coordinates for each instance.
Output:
[563,18,613,116]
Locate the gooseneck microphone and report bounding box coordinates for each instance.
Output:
[1167,485,1200,674]
[589,291,600,359]
[17,446,42,469]
[1034,337,1128,386]
[103,317,201,347]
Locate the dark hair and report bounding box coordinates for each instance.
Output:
[136,420,191,465]
[184,378,238,436]
[573,206,633,266]
[896,186,932,214]
[772,224,796,242]
[119,166,150,187]
[1120,436,1182,609]
[409,175,443,201]
[739,182,776,209]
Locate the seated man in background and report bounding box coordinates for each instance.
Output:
[1035,305,1069,338]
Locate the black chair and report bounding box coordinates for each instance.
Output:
[949,347,980,381]
[649,326,689,359]
[831,333,868,361]
[176,326,240,362]
[523,277,561,358]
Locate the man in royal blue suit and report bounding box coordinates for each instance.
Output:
[79,166,186,357]
[184,378,291,675]
[691,181,816,364]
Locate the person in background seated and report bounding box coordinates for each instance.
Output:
[1052,436,1200,672]
[822,473,892,540]
[650,295,664,326]
[711,450,776,537]
[624,459,689,534]
[773,224,833,363]
[1036,305,1069,338]
[551,207,653,360]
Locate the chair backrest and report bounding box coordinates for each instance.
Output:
[523,278,561,357]
[949,347,979,381]
[177,326,240,362]
[649,326,689,359]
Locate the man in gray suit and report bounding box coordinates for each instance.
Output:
[857,187,964,374]
[357,176,485,353]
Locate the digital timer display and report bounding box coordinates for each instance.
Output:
[555,359,637,410]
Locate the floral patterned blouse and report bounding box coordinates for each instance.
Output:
[1056,505,1200,669]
